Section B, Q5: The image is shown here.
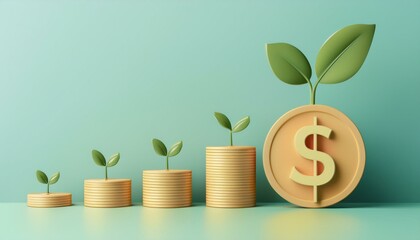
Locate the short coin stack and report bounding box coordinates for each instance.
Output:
[143,170,192,208]
[27,193,72,208]
[84,179,131,208]
[206,146,256,208]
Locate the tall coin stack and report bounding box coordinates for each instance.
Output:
[84,179,132,208]
[206,146,256,208]
[27,193,72,208]
[143,170,192,208]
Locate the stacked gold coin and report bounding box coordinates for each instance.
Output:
[143,170,192,208]
[84,179,131,208]
[206,146,256,208]
[27,193,72,208]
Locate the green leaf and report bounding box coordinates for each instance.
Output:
[107,153,120,167]
[214,112,232,130]
[168,141,183,157]
[232,116,250,133]
[266,43,312,85]
[49,172,60,185]
[92,149,106,166]
[36,170,48,184]
[152,139,167,156]
[315,24,376,84]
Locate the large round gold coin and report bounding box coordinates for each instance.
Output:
[263,105,365,208]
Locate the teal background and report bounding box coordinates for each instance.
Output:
[0,0,418,202]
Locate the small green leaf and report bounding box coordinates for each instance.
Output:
[49,172,60,185]
[92,149,106,166]
[214,112,232,130]
[232,116,250,133]
[315,24,376,84]
[266,43,312,85]
[36,170,48,184]
[152,139,167,156]
[168,141,183,157]
[107,153,120,167]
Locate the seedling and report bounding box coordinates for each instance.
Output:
[152,138,183,170]
[36,170,60,194]
[91,149,120,180]
[266,24,375,104]
[214,112,250,146]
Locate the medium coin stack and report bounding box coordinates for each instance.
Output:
[84,179,131,208]
[206,146,256,208]
[143,170,192,208]
[27,193,72,208]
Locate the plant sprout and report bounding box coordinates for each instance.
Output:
[36,170,60,194]
[91,149,120,180]
[152,138,183,170]
[266,24,376,105]
[214,112,250,146]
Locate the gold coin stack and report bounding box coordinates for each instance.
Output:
[84,179,131,208]
[143,170,192,208]
[206,146,256,208]
[27,193,72,208]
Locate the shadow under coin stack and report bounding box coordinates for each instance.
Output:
[143,170,192,208]
[206,146,256,208]
[84,179,131,207]
[27,193,72,208]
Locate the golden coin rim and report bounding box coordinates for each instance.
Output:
[142,204,192,208]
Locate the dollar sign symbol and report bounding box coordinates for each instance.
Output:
[290,117,335,202]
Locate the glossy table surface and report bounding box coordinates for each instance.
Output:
[1,203,419,240]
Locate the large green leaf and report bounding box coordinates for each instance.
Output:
[232,116,250,133]
[92,149,106,166]
[49,172,60,185]
[266,43,312,85]
[315,24,376,84]
[36,170,48,184]
[168,141,183,157]
[214,112,232,130]
[152,139,167,156]
[107,153,120,167]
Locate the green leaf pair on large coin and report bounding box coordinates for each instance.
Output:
[91,149,120,180]
[36,170,60,194]
[152,138,183,170]
[266,24,376,104]
[214,112,250,146]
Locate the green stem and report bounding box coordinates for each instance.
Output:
[166,156,169,170]
[312,75,325,105]
[230,131,233,146]
[302,74,314,105]
[47,183,50,194]
[105,166,108,180]
[311,87,316,105]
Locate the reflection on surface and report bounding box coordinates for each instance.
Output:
[203,205,362,240]
[83,205,141,239]
[83,207,108,237]
[203,206,263,239]
[140,207,170,239]
[263,208,361,240]
[5,203,420,240]
[27,207,68,236]
[140,205,200,239]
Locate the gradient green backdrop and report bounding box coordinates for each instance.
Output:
[1,0,418,202]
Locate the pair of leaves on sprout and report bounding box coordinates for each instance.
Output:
[36,170,60,185]
[92,150,120,167]
[266,24,375,85]
[152,139,183,157]
[214,112,250,133]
